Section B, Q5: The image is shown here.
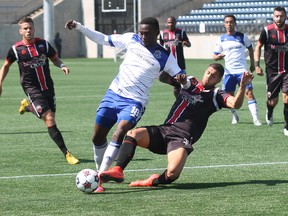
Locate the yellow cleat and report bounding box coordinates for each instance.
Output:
[65,151,80,165]
[19,99,29,115]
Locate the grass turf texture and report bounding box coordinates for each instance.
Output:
[0,58,288,215]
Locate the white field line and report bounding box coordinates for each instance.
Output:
[0,92,171,101]
[1,161,288,180]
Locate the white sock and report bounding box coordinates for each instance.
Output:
[93,141,107,171]
[99,141,121,172]
[248,99,259,121]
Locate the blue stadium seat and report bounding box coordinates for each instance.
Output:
[177,0,288,33]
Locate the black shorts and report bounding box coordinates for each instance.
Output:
[145,122,194,155]
[266,70,288,99]
[27,91,56,118]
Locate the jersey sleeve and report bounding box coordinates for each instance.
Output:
[217,89,232,108]
[213,37,223,54]
[47,41,57,58]
[258,28,267,45]
[106,33,139,49]
[163,53,184,76]
[5,47,17,64]
[244,33,252,48]
[182,30,189,41]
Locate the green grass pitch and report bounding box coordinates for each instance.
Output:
[0,58,288,215]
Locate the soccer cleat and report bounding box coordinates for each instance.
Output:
[19,99,29,114]
[253,119,262,126]
[93,183,105,193]
[265,110,274,126]
[284,129,288,136]
[129,174,159,187]
[231,114,239,125]
[65,151,80,165]
[99,166,124,183]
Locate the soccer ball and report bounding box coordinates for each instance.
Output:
[76,169,99,193]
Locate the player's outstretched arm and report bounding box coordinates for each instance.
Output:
[225,72,254,109]
[159,72,182,87]
[65,20,106,45]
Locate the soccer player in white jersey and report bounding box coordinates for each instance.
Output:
[65,17,184,192]
[213,14,261,126]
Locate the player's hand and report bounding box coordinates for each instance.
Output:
[240,72,254,87]
[255,66,264,76]
[217,53,225,60]
[61,66,70,75]
[0,85,2,97]
[65,20,76,30]
[175,74,187,84]
[182,41,188,47]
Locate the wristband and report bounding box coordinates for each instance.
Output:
[74,21,82,30]
[60,63,66,68]
[181,80,191,89]
[255,61,260,67]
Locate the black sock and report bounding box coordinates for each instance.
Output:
[284,104,288,129]
[153,170,174,186]
[48,125,68,156]
[267,102,274,119]
[115,136,137,169]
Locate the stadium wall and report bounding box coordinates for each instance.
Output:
[0,0,95,59]
[101,34,259,60]
[0,0,258,60]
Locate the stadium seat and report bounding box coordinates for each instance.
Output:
[177,0,288,34]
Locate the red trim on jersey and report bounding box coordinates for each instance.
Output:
[266,23,274,31]
[278,29,285,73]
[169,31,176,57]
[27,44,48,91]
[15,41,22,47]
[28,44,37,57]
[4,57,12,64]
[166,100,188,124]
[193,82,204,93]
[35,66,47,90]
[223,95,232,108]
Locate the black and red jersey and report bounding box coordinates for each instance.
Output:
[160,28,189,70]
[5,38,57,94]
[258,24,288,73]
[164,77,230,143]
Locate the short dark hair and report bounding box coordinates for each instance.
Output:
[274,6,287,16]
[18,16,34,25]
[168,16,176,22]
[209,63,224,78]
[140,17,160,32]
[224,14,236,23]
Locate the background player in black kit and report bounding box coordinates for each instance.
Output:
[159,16,191,98]
[99,63,254,188]
[254,6,288,136]
[0,17,79,165]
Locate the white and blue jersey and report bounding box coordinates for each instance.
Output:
[214,32,251,75]
[77,25,183,128]
[106,32,182,106]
